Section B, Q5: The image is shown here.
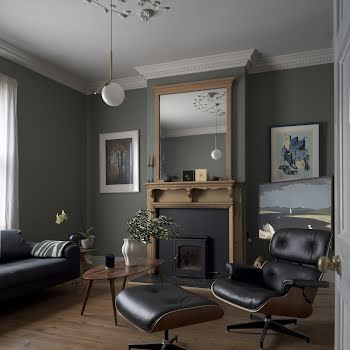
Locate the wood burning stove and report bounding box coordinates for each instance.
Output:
[173,236,208,279]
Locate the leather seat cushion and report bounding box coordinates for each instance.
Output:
[0,257,70,289]
[116,283,223,332]
[212,279,282,310]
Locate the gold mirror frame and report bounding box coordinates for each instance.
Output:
[153,77,234,181]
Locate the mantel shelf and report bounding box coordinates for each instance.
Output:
[145,180,245,264]
[145,180,244,204]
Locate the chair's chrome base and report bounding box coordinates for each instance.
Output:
[129,330,188,350]
[227,314,310,349]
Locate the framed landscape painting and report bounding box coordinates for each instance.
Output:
[99,130,139,193]
[258,176,333,240]
[271,124,319,182]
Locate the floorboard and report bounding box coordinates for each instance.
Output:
[0,280,334,350]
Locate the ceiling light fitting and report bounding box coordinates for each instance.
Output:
[83,0,171,21]
[93,0,125,106]
[86,0,172,106]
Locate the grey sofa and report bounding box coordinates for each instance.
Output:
[0,230,80,303]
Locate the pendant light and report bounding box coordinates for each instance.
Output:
[211,104,222,160]
[96,0,125,107]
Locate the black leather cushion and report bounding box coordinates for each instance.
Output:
[116,283,220,332]
[212,279,281,310]
[270,228,332,265]
[0,230,31,262]
[262,260,321,293]
[0,257,70,289]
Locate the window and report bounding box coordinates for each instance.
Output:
[0,73,18,229]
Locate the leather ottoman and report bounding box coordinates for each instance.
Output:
[116,283,224,349]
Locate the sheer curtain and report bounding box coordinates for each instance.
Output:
[0,73,18,229]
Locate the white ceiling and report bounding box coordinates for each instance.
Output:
[0,0,333,86]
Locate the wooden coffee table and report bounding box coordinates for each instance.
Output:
[80,258,164,326]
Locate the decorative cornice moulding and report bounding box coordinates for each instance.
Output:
[0,38,334,94]
[135,49,257,80]
[249,48,334,74]
[0,39,87,93]
[85,75,147,95]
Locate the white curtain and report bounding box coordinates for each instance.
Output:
[0,73,18,229]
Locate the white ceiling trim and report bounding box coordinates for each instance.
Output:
[162,125,226,138]
[249,48,334,74]
[0,39,87,93]
[135,49,257,80]
[0,39,334,94]
[85,75,147,94]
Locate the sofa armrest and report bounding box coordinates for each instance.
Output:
[226,263,264,284]
[62,243,80,261]
[282,279,329,294]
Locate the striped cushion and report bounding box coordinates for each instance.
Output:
[31,240,72,258]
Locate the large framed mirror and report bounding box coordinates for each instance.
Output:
[153,77,234,181]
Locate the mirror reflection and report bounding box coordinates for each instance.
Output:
[160,87,227,181]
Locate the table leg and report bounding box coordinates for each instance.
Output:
[81,280,93,315]
[157,265,164,283]
[109,279,118,326]
[122,276,127,290]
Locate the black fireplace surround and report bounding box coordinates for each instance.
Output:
[158,208,229,279]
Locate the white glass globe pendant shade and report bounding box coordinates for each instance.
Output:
[102,82,125,107]
[211,148,222,160]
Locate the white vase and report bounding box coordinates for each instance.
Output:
[122,238,141,266]
[81,237,94,249]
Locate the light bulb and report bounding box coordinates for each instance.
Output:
[211,149,222,160]
[102,82,125,107]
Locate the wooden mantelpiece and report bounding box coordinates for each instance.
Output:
[145,180,245,265]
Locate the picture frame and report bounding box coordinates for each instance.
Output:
[258,176,333,240]
[99,130,139,193]
[183,170,195,182]
[195,169,207,182]
[271,124,319,182]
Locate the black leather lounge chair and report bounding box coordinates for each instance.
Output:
[211,228,332,349]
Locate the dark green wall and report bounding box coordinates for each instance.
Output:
[2,53,332,261]
[0,56,86,241]
[246,64,334,261]
[161,133,226,180]
[86,89,147,255]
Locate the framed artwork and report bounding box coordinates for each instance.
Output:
[99,130,139,193]
[183,170,195,181]
[258,176,333,240]
[195,169,207,182]
[271,124,319,182]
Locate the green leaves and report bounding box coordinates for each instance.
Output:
[127,209,181,244]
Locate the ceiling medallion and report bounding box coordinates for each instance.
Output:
[83,0,171,21]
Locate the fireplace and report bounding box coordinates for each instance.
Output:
[144,180,244,287]
[158,208,229,278]
[174,237,208,279]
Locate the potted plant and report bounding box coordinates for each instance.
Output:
[80,227,95,249]
[124,209,181,266]
[55,210,95,249]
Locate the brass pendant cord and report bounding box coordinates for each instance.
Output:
[94,0,113,94]
[214,105,218,149]
[109,0,113,81]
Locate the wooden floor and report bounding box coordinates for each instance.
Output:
[0,280,334,350]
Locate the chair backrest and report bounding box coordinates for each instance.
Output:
[262,228,332,294]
